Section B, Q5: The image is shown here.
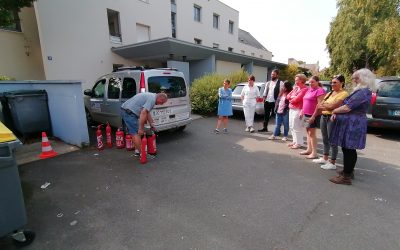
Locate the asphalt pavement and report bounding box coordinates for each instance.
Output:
[1,115,400,250]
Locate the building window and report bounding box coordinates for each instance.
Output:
[213,43,219,49]
[194,5,201,22]
[136,23,150,42]
[171,12,176,38]
[228,47,233,52]
[229,20,234,34]
[213,14,219,29]
[107,9,121,43]
[0,10,21,32]
[194,38,202,45]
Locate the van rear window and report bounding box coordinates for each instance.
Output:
[148,76,187,98]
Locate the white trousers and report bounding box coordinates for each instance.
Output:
[243,103,256,127]
[289,108,305,145]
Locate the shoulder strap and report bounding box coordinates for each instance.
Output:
[324,91,333,101]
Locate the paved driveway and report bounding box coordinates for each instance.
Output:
[1,116,400,250]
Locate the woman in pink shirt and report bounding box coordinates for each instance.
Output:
[286,74,308,149]
[300,76,325,158]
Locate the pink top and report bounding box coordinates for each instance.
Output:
[302,87,326,115]
[287,85,308,109]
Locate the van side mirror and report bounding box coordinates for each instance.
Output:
[84,89,93,97]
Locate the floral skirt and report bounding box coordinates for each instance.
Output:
[329,113,367,149]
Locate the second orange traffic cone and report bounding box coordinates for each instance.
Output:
[39,132,58,159]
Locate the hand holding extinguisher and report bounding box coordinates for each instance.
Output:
[106,122,112,148]
[96,124,104,150]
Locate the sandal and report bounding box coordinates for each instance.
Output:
[287,143,295,147]
[299,151,311,155]
[306,155,318,159]
[290,144,302,149]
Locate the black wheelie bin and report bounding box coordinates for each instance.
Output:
[4,90,51,139]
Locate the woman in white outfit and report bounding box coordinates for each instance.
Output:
[286,74,308,149]
[241,75,260,133]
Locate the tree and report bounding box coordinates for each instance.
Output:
[280,64,302,83]
[0,0,36,27]
[326,0,400,75]
[367,16,400,75]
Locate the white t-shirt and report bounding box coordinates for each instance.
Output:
[263,80,281,102]
[241,85,260,105]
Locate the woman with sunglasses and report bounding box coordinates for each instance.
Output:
[313,75,349,169]
[329,68,375,185]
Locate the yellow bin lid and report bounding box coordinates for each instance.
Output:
[0,121,17,143]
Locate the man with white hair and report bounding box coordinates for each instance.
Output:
[121,92,168,156]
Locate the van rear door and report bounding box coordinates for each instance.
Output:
[146,71,190,127]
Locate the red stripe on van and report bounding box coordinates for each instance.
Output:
[140,72,145,93]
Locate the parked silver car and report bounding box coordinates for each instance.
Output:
[367,77,400,129]
[83,67,192,131]
[231,82,266,115]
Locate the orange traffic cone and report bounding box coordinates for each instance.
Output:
[39,132,58,159]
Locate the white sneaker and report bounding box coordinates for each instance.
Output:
[245,127,250,132]
[313,158,327,164]
[268,135,276,140]
[321,162,336,170]
[281,137,288,141]
[249,127,255,133]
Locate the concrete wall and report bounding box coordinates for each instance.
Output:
[167,60,190,84]
[0,7,45,80]
[2,1,274,89]
[189,55,215,83]
[33,0,172,90]
[0,81,89,147]
[215,60,241,75]
[252,65,268,82]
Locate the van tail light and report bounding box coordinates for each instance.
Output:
[371,92,377,105]
[256,97,264,103]
[140,72,145,93]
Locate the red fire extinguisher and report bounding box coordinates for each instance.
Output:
[115,127,125,149]
[96,124,104,150]
[140,133,147,164]
[147,131,157,155]
[106,122,112,148]
[125,134,134,151]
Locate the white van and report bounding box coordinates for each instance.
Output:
[83,67,192,131]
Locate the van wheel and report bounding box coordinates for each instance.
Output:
[177,125,186,131]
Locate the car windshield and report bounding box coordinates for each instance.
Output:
[233,85,244,95]
[378,81,400,98]
[148,76,187,98]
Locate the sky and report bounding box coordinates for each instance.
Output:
[219,0,338,69]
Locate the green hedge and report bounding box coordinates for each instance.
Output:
[190,70,248,115]
[0,74,14,81]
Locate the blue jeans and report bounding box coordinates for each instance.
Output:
[274,112,289,137]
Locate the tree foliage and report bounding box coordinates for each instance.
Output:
[279,64,302,83]
[0,0,35,27]
[326,0,400,76]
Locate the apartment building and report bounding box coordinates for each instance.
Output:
[0,0,286,89]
